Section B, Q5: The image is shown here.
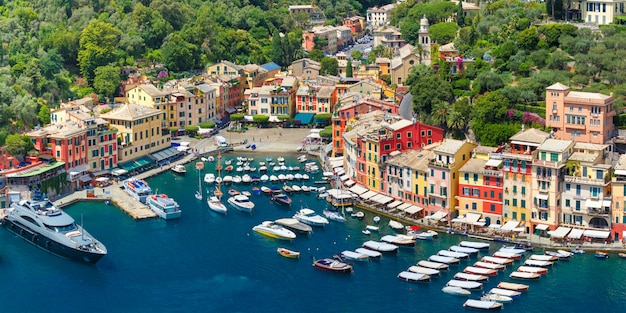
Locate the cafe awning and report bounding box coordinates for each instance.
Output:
[371,194,393,205]
[360,190,378,200]
[536,193,549,201]
[548,226,571,239]
[397,203,412,211]
[535,224,549,231]
[568,228,584,239]
[387,200,403,209]
[404,205,423,215]
[344,179,355,187]
[151,147,181,162]
[500,220,520,232]
[339,174,350,181]
[293,113,315,125]
[349,185,369,195]
[583,229,610,239]
[586,199,602,209]
[428,211,448,221]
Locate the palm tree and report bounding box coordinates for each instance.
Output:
[413,43,425,64]
[431,100,450,130]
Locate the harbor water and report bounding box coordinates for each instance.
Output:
[1,153,625,312]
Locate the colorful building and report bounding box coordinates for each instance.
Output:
[499,128,548,233]
[295,85,337,114]
[426,139,477,220]
[546,82,616,144]
[457,151,504,227]
[611,154,626,242]
[531,139,575,232]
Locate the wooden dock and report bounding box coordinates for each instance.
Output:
[54,184,157,220]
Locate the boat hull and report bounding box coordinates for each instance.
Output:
[3,219,105,264]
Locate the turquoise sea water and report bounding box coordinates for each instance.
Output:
[1,153,625,312]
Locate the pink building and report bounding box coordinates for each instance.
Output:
[545,82,616,144]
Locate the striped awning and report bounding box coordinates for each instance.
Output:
[548,227,571,239]
[387,200,403,209]
[360,190,378,200]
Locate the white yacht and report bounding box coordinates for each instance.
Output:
[293,208,329,227]
[207,196,228,215]
[227,195,255,213]
[252,221,296,240]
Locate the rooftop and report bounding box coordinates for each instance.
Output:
[459,158,487,174]
[537,138,572,153]
[509,128,550,145]
[100,103,163,121]
[434,139,466,155]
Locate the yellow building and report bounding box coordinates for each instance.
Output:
[611,154,626,241]
[100,104,170,162]
[126,84,167,110]
[363,134,381,191]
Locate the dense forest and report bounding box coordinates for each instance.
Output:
[1,0,626,153]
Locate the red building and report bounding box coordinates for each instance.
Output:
[343,16,365,37]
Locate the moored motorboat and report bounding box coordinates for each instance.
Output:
[482,256,513,265]
[595,251,609,259]
[228,188,240,196]
[438,250,469,259]
[313,258,352,273]
[355,248,382,259]
[516,266,547,275]
[474,261,505,271]
[463,299,503,311]
[207,196,228,215]
[277,247,300,259]
[510,271,540,280]
[204,173,216,183]
[619,253,626,259]
[418,260,449,270]
[365,225,379,232]
[227,195,255,213]
[3,187,107,263]
[488,287,522,298]
[493,251,521,260]
[497,282,529,291]
[408,266,440,276]
[252,221,296,240]
[341,250,369,262]
[271,193,292,206]
[388,220,404,231]
[463,266,497,276]
[274,218,313,234]
[498,247,527,255]
[481,293,513,304]
[362,240,399,253]
[171,164,186,174]
[449,245,479,255]
[398,271,430,282]
[429,255,460,264]
[459,241,490,250]
[555,250,574,259]
[381,235,416,247]
[293,208,329,227]
[123,178,152,203]
[571,248,585,254]
[529,254,558,262]
[523,259,553,267]
[323,209,346,223]
[454,272,489,282]
[442,286,471,296]
[146,194,182,219]
[353,211,365,219]
[446,279,482,290]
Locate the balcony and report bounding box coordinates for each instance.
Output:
[429,159,454,169]
[533,159,565,168]
[587,208,610,217]
[483,169,502,177]
[428,192,447,199]
[563,175,610,186]
[501,151,534,161]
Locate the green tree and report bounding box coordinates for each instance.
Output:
[161,32,197,72]
[5,134,31,159]
[308,49,324,62]
[456,0,465,27]
[475,71,505,93]
[270,30,284,66]
[428,22,458,44]
[350,50,363,60]
[346,58,353,78]
[407,65,454,117]
[320,57,338,76]
[93,65,121,98]
[38,104,51,126]
[517,27,539,50]
[253,114,269,123]
[77,20,122,83]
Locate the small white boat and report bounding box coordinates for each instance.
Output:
[497,282,529,291]
[449,245,479,255]
[302,174,310,180]
[438,250,469,259]
[488,287,521,298]
[547,250,573,259]
[293,208,329,227]
[381,235,416,247]
[204,173,216,183]
[482,256,513,265]
[474,261,505,271]
[171,164,186,174]
[481,293,513,303]
[344,207,353,213]
[517,266,547,275]
[463,266,497,276]
[429,255,460,264]
[524,259,553,267]
[241,174,252,183]
[207,196,227,215]
[373,216,380,223]
[232,176,242,184]
[227,194,255,213]
[408,266,440,276]
[194,190,202,200]
[446,279,482,290]
[297,155,308,163]
[498,247,527,255]
[354,211,365,219]
[291,185,302,192]
[362,240,398,253]
[341,250,369,262]
[323,210,346,223]
[398,271,430,282]
[260,174,269,182]
[418,260,448,270]
[362,229,371,235]
[316,192,329,199]
[493,251,521,260]
[413,231,436,240]
[365,225,379,232]
[301,185,310,192]
[459,241,490,249]
[442,286,471,296]
[454,272,489,282]
[510,271,540,280]
[355,248,382,259]
[269,175,278,182]
[294,173,303,180]
[463,299,503,311]
[530,254,558,262]
[223,175,233,184]
[388,220,404,231]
